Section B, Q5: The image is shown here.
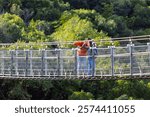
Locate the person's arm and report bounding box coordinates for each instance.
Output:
[80,41,89,49]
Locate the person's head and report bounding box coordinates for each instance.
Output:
[88,38,92,41]
[92,42,96,47]
[87,38,94,47]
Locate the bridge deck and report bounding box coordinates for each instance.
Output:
[0,43,150,80]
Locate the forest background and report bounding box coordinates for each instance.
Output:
[0,0,150,100]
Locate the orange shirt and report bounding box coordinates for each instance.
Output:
[76,40,90,56]
[77,48,88,56]
[73,41,84,47]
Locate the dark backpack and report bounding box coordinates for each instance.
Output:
[93,47,98,55]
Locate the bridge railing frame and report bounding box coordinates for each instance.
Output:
[0,43,150,79]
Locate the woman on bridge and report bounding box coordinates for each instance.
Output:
[73,38,97,77]
[73,39,89,76]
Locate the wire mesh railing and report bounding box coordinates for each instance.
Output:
[0,35,150,48]
[0,43,150,79]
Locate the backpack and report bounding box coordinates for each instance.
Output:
[88,47,98,56]
[88,41,98,56]
[93,47,98,55]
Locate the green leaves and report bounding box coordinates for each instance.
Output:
[69,90,94,100]
[0,13,25,43]
[21,20,46,42]
[0,0,150,101]
[21,0,70,21]
[51,9,113,47]
[21,19,54,42]
[10,4,22,15]
[52,16,99,41]
[0,13,53,43]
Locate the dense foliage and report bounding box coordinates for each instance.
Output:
[0,0,150,100]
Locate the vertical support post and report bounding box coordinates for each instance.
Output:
[110,46,115,76]
[60,50,63,76]
[41,49,45,76]
[57,49,60,76]
[10,50,14,76]
[45,50,48,76]
[74,49,77,76]
[128,44,134,76]
[92,47,95,77]
[30,50,33,76]
[147,43,150,66]
[15,50,18,75]
[25,50,29,76]
[59,51,64,76]
[1,50,4,75]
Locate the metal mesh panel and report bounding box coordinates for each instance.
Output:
[46,50,58,76]
[3,51,11,75]
[114,47,130,75]
[31,50,43,76]
[95,48,111,76]
[133,45,150,75]
[0,44,150,79]
[61,49,76,75]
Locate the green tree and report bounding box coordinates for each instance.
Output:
[64,0,111,13]
[59,9,117,37]
[10,3,22,15]
[131,4,150,29]
[0,0,22,13]
[0,80,31,99]
[69,90,94,100]
[21,0,70,22]
[0,13,25,42]
[109,15,133,37]
[102,3,114,18]
[51,15,109,47]
[21,20,52,42]
[112,0,133,17]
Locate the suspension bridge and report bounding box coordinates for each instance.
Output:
[0,35,150,80]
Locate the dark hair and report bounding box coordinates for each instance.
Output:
[89,40,92,47]
[88,38,91,40]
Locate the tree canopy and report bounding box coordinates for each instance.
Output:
[0,0,150,100]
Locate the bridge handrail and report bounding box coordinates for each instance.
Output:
[0,43,150,79]
[0,35,149,46]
